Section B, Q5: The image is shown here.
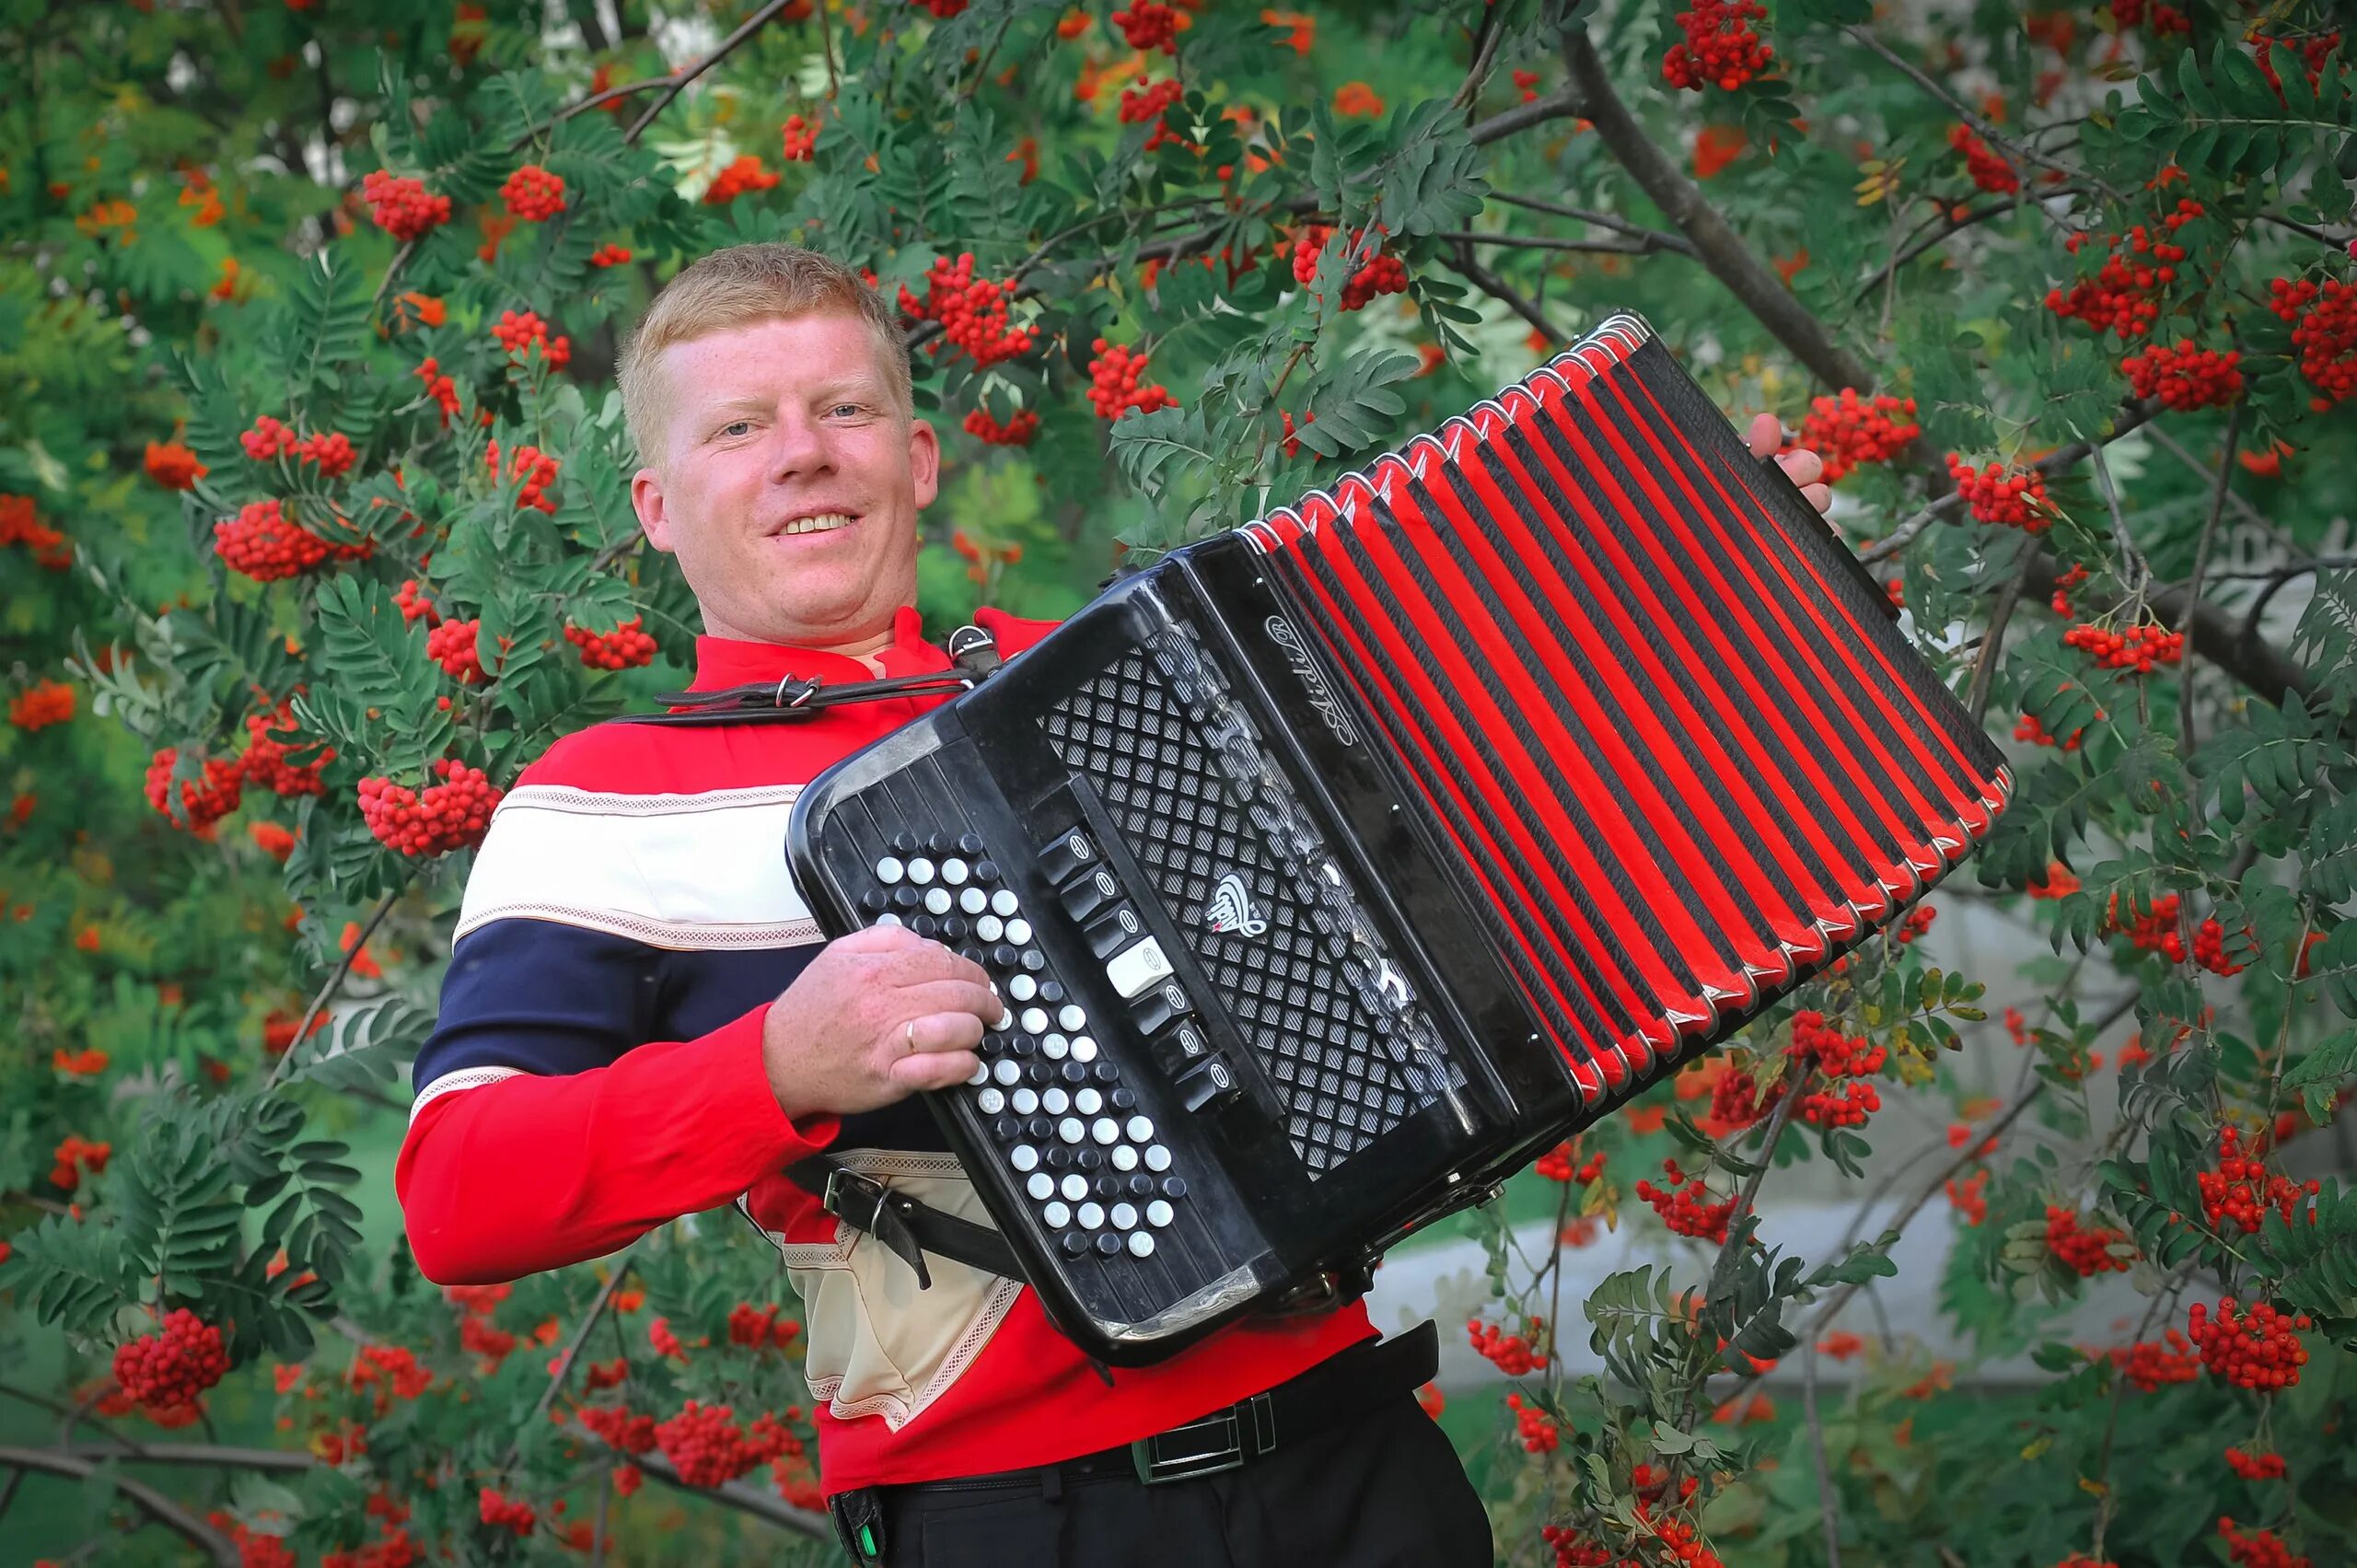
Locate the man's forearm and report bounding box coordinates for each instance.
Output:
[396,1003,837,1284]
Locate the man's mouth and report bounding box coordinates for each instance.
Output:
[775,512,858,538]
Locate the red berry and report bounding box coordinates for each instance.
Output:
[112,1308,230,1417]
[356,759,504,857]
[1948,123,2020,194]
[500,164,567,222]
[1662,0,1774,92]
[362,170,452,240]
[1794,389,1920,483]
[564,616,658,671]
[145,748,244,832]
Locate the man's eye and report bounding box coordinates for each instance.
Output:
[718,420,753,438]
[830,403,862,418]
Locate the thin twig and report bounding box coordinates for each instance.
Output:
[261,879,410,1092]
[0,1446,240,1567]
[1437,228,1694,258]
[2088,440,2152,611]
[1853,190,2085,301]
[1803,1336,1843,1568]
[2177,401,2243,749]
[625,0,801,144]
[505,1238,645,1469]
[1845,26,2118,201]
[1967,554,2031,726]
[1447,237,1560,342]
[2143,423,2298,553]
[1862,399,2162,564]
[1488,192,1699,254]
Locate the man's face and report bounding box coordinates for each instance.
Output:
[631,312,938,651]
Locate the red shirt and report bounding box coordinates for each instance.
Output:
[397,606,1374,1493]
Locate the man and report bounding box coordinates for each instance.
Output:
[399,241,1830,1566]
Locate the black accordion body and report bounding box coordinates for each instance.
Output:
[784,313,2011,1365]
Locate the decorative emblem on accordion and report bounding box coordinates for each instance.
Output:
[1202,872,1268,937]
[785,309,2013,1365]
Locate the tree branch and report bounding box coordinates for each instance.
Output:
[1437,228,1695,258]
[1488,191,1699,254]
[1556,29,1874,391]
[261,877,411,1092]
[625,0,802,144]
[1843,26,2117,201]
[0,1446,240,1567]
[2177,400,2243,749]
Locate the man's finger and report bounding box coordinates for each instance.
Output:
[1744,410,1784,460]
[831,923,926,954]
[1802,482,1833,515]
[894,979,1004,1024]
[890,1047,983,1092]
[903,1010,988,1054]
[1776,447,1825,488]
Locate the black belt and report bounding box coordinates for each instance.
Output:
[828,1322,1438,1560]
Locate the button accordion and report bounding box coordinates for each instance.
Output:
[784,312,2010,1365]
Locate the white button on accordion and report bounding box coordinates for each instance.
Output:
[786,313,2010,1365]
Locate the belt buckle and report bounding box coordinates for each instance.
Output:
[1131,1408,1245,1485]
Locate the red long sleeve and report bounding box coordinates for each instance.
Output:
[396,1002,838,1285]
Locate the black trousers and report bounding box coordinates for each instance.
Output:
[868,1392,1492,1567]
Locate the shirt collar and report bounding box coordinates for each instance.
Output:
[687,604,944,691]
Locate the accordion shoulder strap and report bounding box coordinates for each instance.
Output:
[785,1155,1022,1289]
[613,624,1002,727]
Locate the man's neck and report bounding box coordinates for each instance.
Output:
[702,614,900,661]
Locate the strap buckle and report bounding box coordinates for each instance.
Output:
[1129,1392,1276,1485]
[819,1167,934,1289]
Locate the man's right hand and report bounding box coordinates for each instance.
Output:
[760,924,1001,1121]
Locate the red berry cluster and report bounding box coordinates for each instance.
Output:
[395,577,441,626]
[2109,1329,2200,1390]
[2047,201,2203,339]
[653,1400,797,1489]
[1289,224,1410,311]
[1661,0,1774,92]
[241,414,297,460]
[2043,1205,2133,1275]
[914,0,970,15]
[427,619,488,684]
[781,113,820,161]
[1948,123,2019,194]
[1636,1158,1739,1241]
[1112,0,1180,53]
[243,704,332,796]
[1505,1391,1560,1452]
[1466,1315,1547,1375]
[588,243,632,268]
[1086,338,1178,422]
[703,154,780,203]
[1793,389,1920,483]
[2224,1446,2288,1481]
[1119,77,1188,150]
[1534,1142,1606,1183]
[2198,1126,2319,1234]
[2187,1297,2311,1390]
[1946,453,2050,530]
[1895,904,1936,944]
[899,253,1039,369]
[727,1302,804,1349]
[579,1403,658,1454]
[1708,1066,1779,1131]
[145,749,246,831]
[2218,1518,2310,1568]
[357,758,504,857]
[491,308,572,372]
[1280,409,1317,458]
[2111,0,2189,36]
[1788,1010,1886,1128]
[301,430,357,476]
[2105,890,2184,960]
[478,1487,537,1537]
[963,405,1040,446]
[501,163,567,221]
[2266,277,2357,411]
[2122,340,2244,410]
[362,170,452,240]
[49,1133,110,1190]
[486,439,561,512]
[565,617,657,671]
[2254,31,2340,97]
[2064,620,2184,671]
[2014,712,2084,750]
[414,357,462,425]
[2050,562,2089,615]
[9,679,74,731]
[2192,917,2250,976]
[112,1309,230,1415]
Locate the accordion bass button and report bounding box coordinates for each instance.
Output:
[1043,1200,1071,1226]
[1110,1144,1140,1171]
[1077,1202,1106,1229]
[1028,1173,1054,1200]
[1127,1231,1155,1260]
[1060,1232,1090,1259]
[958,833,986,857]
[1110,1202,1138,1229]
[991,889,1020,918]
[1144,1144,1173,1173]
[1145,1200,1174,1227]
[1039,830,1099,887]
[875,857,905,885]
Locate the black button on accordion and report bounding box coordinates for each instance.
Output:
[784,312,2011,1365]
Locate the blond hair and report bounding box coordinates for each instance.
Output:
[617,243,913,466]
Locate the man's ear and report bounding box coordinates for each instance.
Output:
[908,418,941,511]
[631,464,675,554]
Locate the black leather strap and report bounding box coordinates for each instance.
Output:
[787,1155,1023,1289]
[615,623,1003,727]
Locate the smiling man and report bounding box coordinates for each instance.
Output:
[398,242,1828,1567]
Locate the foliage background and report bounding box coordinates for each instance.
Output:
[6,0,2357,1563]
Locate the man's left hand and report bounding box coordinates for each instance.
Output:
[1747,411,1831,516]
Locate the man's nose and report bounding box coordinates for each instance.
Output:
[764,411,832,480]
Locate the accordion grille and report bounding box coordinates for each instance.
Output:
[1045,648,1422,1175]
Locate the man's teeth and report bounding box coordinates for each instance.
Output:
[781,513,855,536]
